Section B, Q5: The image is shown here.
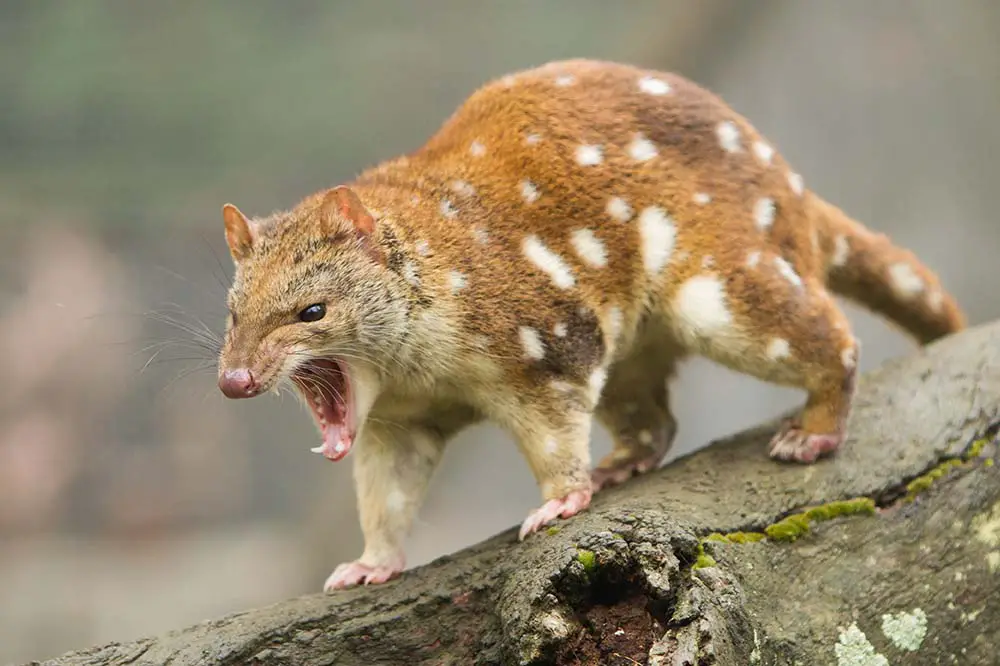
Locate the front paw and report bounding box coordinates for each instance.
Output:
[324,556,405,592]
[518,488,592,540]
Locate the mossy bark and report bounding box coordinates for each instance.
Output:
[25,322,1000,666]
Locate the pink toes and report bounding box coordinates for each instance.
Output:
[768,425,843,463]
[518,488,592,540]
[324,556,405,591]
[590,453,663,493]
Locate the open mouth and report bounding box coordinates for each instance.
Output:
[291,358,355,462]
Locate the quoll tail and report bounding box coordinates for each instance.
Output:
[813,197,966,345]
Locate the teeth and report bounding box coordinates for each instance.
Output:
[310,445,325,454]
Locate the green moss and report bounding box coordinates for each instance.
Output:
[692,543,717,570]
[803,497,876,521]
[576,549,596,572]
[704,531,766,545]
[965,436,992,460]
[904,458,965,502]
[764,497,876,542]
[765,513,812,542]
[546,526,562,536]
[986,458,994,468]
[726,531,767,544]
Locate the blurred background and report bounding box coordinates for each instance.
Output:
[1,1,998,662]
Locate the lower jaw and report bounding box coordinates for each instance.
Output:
[311,423,355,461]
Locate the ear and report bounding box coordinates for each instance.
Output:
[321,186,376,236]
[222,203,255,261]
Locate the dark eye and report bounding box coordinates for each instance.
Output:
[298,303,326,322]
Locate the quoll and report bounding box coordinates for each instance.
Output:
[215,59,965,591]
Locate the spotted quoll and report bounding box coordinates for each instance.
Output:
[215,59,965,591]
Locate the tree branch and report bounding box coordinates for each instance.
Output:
[27,322,1000,666]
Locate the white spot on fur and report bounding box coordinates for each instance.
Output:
[570,228,607,268]
[638,75,670,95]
[774,256,803,288]
[880,609,928,652]
[554,74,575,87]
[440,199,458,219]
[588,366,608,402]
[520,179,540,204]
[889,263,925,298]
[767,338,791,360]
[469,140,486,157]
[746,251,761,268]
[525,133,541,145]
[753,140,775,165]
[553,322,567,337]
[414,239,430,256]
[385,489,408,513]
[523,235,575,289]
[544,435,559,455]
[448,270,467,293]
[518,326,545,360]
[927,289,944,313]
[754,197,776,231]
[606,196,633,222]
[716,121,742,153]
[638,206,676,275]
[501,75,516,88]
[693,192,712,204]
[575,144,603,166]
[702,255,714,269]
[835,623,888,666]
[639,429,653,445]
[832,235,849,267]
[627,134,658,162]
[471,226,489,245]
[787,172,804,196]
[841,346,858,370]
[403,261,420,286]
[450,179,476,197]
[674,275,733,337]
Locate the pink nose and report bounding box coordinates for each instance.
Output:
[218,368,260,399]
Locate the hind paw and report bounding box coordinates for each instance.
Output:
[768,423,843,463]
[591,451,664,492]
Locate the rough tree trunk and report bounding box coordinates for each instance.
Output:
[27,322,1000,666]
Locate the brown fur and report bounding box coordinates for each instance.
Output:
[216,59,965,590]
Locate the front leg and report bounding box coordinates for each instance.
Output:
[324,420,447,591]
[505,387,597,540]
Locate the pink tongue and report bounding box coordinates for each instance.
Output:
[311,424,353,462]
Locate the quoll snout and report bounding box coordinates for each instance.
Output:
[218,367,261,399]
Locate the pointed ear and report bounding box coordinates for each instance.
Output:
[222,203,255,261]
[321,186,376,236]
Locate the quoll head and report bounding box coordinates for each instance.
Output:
[216,186,406,461]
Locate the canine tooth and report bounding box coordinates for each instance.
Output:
[310,445,325,454]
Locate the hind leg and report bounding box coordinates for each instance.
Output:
[669,266,859,464]
[592,341,680,491]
